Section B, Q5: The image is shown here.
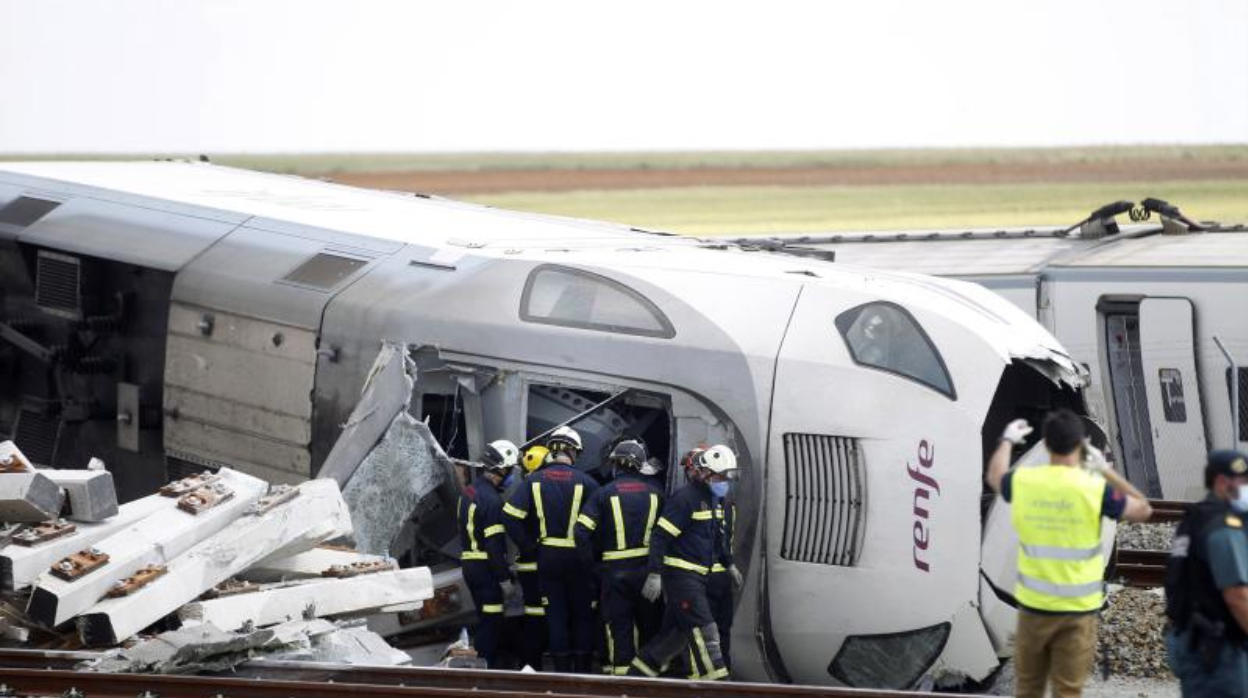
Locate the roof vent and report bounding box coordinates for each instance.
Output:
[0,196,61,234]
[35,250,82,319]
[280,252,368,291]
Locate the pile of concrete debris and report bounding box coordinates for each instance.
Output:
[0,441,440,671]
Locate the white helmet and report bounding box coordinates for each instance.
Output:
[697,445,738,475]
[546,426,583,453]
[482,439,520,470]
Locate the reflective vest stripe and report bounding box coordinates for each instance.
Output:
[504,502,527,519]
[1020,543,1102,561]
[664,556,709,575]
[602,547,649,561]
[692,626,714,677]
[515,561,538,572]
[524,606,545,616]
[542,538,576,548]
[480,603,504,614]
[566,484,584,541]
[483,524,505,538]
[532,483,547,540]
[1018,573,1104,598]
[605,621,615,668]
[711,563,726,573]
[657,517,681,537]
[631,657,659,677]
[461,551,488,560]
[611,496,627,551]
[577,514,597,531]
[691,510,714,520]
[643,494,658,547]
[466,503,480,554]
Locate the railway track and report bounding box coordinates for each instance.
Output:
[1146,499,1189,524]
[0,650,940,698]
[1113,548,1168,588]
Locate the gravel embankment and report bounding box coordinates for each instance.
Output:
[1116,522,1175,552]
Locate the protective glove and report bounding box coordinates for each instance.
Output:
[641,573,663,602]
[1000,419,1033,445]
[1082,439,1110,474]
[727,564,744,592]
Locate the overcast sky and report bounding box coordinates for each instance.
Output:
[1,0,1245,153]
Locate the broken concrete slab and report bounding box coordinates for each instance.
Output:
[0,471,65,523]
[178,567,432,631]
[85,618,337,674]
[28,468,268,627]
[363,566,473,638]
[77,478,352,645]
[0,493,171,591]
[239,546,389,584]
[277,623,411,666]
[39,468,118,522]
[319,342,415,488]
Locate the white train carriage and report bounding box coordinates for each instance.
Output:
[745,213,1248,502]
[0,161,1088,688]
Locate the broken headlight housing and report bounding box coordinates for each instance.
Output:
[827,622,951,689]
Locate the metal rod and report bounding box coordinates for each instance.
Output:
[520,389,630,451]
[1215,336,1239,448]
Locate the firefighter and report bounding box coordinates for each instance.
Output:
[504,426,600,673]
[629,445,738,681]
[575,439,664,675]
[457,439,520,668]
[511,444,551,670]
[708,484,742,674]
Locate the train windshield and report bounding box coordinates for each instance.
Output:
[835,302,955,399]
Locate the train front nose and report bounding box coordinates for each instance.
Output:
[758,295,1020,688]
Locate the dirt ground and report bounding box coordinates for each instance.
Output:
[326,158,1248,195]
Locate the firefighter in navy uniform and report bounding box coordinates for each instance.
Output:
[504,426,600,673]
[1165,450,1248,698]
[629,445,738,681]
[708,488,742,674]
[511,444,551,670]
[457,439,520,668]
[575,439,664,675]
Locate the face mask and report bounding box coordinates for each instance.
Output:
[1232,486,1248,513]
[710,480,730,499]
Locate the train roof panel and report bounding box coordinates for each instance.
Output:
[1055,230,1248,268]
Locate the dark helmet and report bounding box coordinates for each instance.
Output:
[609,439,648,471]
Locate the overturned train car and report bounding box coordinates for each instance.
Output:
[0,162,1087,689]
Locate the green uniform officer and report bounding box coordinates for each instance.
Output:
[1165,450,1248,698]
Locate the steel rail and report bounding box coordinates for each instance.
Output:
[1146,500,1189,525]
[0,661,943,698]
[1113,548,1168,588]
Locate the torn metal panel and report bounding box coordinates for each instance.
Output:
[76,478,352,645]
[39,468,118,522]
[237,547,389,584]
[270,623,411,666]
[0,471,65,522]
[178,567,433,631]
[318,341,415,487]
[341,413,451,556]
[28,468,267,627]
[0,493,170,591]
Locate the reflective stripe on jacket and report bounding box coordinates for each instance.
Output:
[457,476,509,578]
[648,481,721,575]
[504,463,600,550]
[576,474,663,562]
[1010,465,1106,613]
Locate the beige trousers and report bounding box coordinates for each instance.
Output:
[1013,609,1098,698]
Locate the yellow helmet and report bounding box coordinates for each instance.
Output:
[523,445,550,473]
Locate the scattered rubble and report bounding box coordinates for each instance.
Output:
[1117,522,1176,552]
[1096,586,1174,680]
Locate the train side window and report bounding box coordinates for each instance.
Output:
[520,265,675,338]
[1159,368,1187,423]
[835,302,955,399]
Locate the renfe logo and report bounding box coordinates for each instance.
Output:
[908,440,939,572]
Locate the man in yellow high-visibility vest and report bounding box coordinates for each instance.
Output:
[986,409,1152,698]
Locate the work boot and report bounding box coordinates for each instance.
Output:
[572,652,592,674]
[552,653,573,673]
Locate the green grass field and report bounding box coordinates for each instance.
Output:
[466,179,1248,236]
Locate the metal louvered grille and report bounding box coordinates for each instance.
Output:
[13,408,61,467]
[781,433,866,566]
[35,251,81,319]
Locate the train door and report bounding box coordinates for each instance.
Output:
[1137,298,1208,500]
[1102,304,1162,498]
